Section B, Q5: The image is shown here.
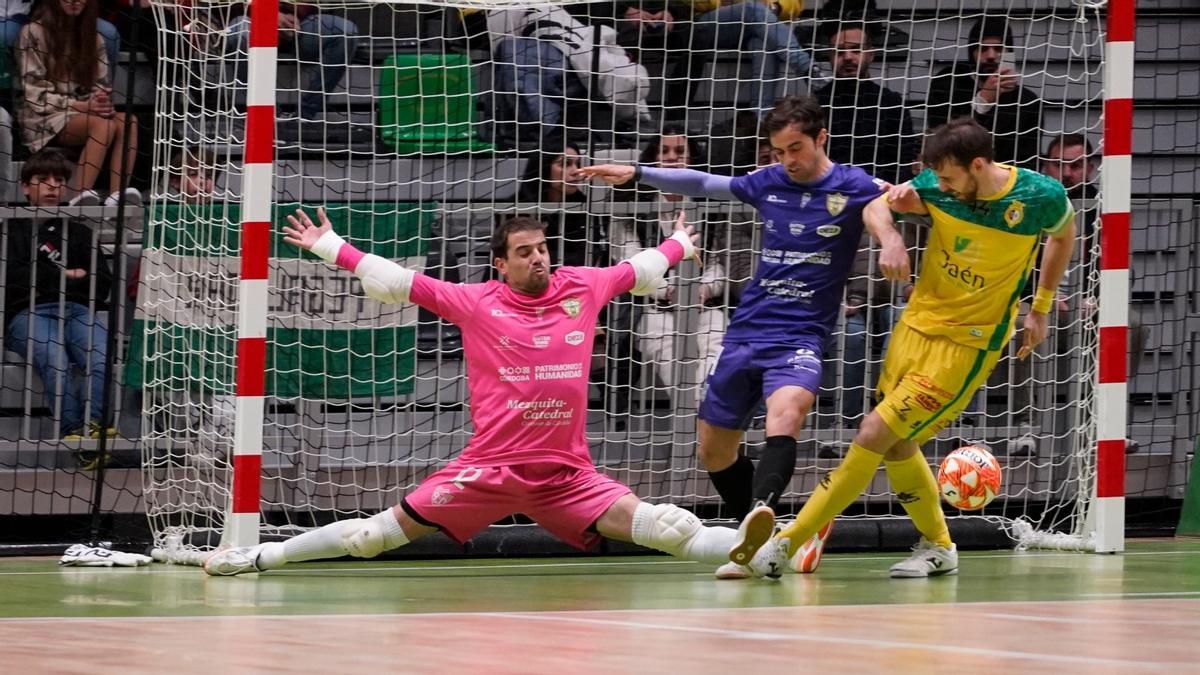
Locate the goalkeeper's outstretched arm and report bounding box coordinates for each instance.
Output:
[283,206,416,304]
[579,164,738,200]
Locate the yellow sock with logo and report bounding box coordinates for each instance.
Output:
[885,453,953,549]
[777,443,882,552]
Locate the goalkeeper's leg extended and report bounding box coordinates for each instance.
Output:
[204,505,429,576]
[595,494,765,566]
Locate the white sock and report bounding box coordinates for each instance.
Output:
[260,509,410,569]
[631,503,738,565]
[679,526,738,565]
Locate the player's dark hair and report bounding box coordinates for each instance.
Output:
[21,147,73,185]
[1044,134,1094,159]
[762,95,826,142]
[491,215,547,260]
[921,117,995,169]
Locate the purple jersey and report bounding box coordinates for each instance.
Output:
[726,163,884,345]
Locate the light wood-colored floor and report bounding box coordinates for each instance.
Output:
[1,540,1198,673]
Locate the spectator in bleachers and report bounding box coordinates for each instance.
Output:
[225,1,359,122]
[17,0,139,206]
[3,148,113,444]
[613,0,813,116]
[486,7,650,148]
[813,23,919,185]
[2,0,120,72]
[609,125,713,393]
[1042,134,1097,200]
[516,142,606,268]
[924,15,1042,168]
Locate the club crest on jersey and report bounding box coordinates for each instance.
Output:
[826,193,847,216]
[561,298,581,318]
[1004,200,1026,227]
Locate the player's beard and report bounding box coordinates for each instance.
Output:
[514,267,550,295]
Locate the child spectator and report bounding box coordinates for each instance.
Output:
[3,148,114,447]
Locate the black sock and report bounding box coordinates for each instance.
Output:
[708,454,754,520]
[752,435,798,509]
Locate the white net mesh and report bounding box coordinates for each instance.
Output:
[136,0,1109,558]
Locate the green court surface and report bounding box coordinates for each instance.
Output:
[2,539,1199,672]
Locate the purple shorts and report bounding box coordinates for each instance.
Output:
[698,340,825,430]
[403,459,632,550]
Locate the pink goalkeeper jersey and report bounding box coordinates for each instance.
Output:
[408,265,636,470]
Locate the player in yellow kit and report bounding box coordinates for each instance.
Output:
[747,118,1076,579]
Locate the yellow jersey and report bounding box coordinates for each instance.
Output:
[900,165,1074,351]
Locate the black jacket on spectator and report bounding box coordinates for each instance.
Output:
[924,62,1043,169]
[814,79,918,185]
[3,218,112,325]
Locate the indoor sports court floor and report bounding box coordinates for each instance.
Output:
[2,539,1198,673]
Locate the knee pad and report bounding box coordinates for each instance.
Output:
[339,518,385,559]
[634,503,701,557]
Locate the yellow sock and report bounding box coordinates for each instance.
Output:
[777,443,882,553]
[885,452,952,549]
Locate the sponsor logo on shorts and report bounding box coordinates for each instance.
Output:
[891,395,915,422]
[497,365,531,382]
[564,330,585,346]
[533,334,551,349]
[534,362,583,381]
[786,348,820,373]
[816,224,841,238]
[914,393,942,412]
[431,485,454,505]
[909,374,955,400]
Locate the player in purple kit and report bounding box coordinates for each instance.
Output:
[204,209,780,576]
[581,95,909,577]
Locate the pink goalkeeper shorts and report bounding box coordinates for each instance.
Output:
[403,459,632,550]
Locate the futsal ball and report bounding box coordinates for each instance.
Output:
[937,445,1002,510]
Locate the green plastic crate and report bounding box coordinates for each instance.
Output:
[377,53,491,154]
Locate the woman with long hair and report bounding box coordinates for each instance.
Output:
[515,141,602,268]
[17,0,139,203]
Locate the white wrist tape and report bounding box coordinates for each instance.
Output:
[311,229,348,265]
[355,254,416,304]
[669,229,696,260]
[626,248,670,296]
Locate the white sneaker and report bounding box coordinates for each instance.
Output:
[789,521,834,574]
[747,536,790,580]
[204,544,266,576]
[68,189,101,207]
[104,187,143,209]
[889,538,958,578]
[714,561,753,579]
[728,503,775,566]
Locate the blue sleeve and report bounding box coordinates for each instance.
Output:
[639,167,738,201]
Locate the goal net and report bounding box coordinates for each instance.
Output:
[134,0,1118,562]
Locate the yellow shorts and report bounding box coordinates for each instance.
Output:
[875,322,1003,445]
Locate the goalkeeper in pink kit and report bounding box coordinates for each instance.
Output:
[206,208,775,575]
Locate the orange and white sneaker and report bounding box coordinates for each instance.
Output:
[789,521,834,574]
